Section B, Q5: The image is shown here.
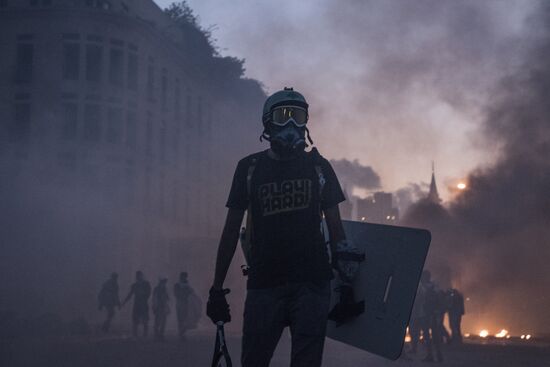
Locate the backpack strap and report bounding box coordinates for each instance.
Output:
[310,148,325,198]
[246,157,258,200]
[242,156,259,272]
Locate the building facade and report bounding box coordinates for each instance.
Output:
[0,0,265,318]
[356,192,399,225]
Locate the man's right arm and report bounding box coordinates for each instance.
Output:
[212,208,245,290]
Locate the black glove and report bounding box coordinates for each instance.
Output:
[207,287,231,324]
[328,284,364,326]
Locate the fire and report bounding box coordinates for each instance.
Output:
[526,334,532,340]
[479,330,489,338]
[495,329,509,338]
[457,182,467,190]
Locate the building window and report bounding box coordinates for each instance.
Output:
[9,103,31,142]
[126,110,137,149]
[197,96,203,136]
[145,169,151,212]
[106,107,122,143]
[15,41,33,83]
[159,173,165,216]
[146,113,153,156]
[85,44,102,82]
[159,120,166,163]
[173,126,180,160]
[61,103,78,140]
[147,61,155,102]
[174,78,181,119]
[172,181,180,221]
[63,43,80,80]
[185,95,192,127]
[127,52,138,90]
[82,104,101,142]
[161,68,167,109]
[206,103,213,136]
[125,160,135,206]
[109,48,123,86]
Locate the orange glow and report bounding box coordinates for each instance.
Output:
[495,329,508,338]
[479,330,489,338]
[457,182,467,190]
[526,334,532,340]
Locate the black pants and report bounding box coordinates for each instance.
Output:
[242,282,331,367]
[102,306,115,332]
[419,315,443,360]
[449,313,463,344]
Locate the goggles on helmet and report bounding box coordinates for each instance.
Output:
[270,106,308,127]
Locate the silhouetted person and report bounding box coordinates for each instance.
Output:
[436,289,451,344]
[98,272,121,332]
[122,271,151,337]
[447,288,465,344]
[418,270,444,363]
[173,272,192,339]
[152,278,170,341]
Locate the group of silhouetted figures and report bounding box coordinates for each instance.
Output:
[97,271,201,341]
[407,270,466,363]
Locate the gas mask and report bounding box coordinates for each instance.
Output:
[265,106,308,159]
[269,123,306,158]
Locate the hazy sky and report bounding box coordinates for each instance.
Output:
[155,0,535,200]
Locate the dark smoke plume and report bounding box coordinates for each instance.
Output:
[330,158,381,192]
[394,182,429,215]
[404,2,550,333]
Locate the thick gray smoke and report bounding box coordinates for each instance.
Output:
[403,2,550,333]
[182,0,534,191]
[394,182,429,215]
[329,158,380,193]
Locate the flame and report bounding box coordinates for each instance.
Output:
[405,335,412,342]
[464,333,470,338]
[457,182,467,190]
[526,334,532,340]
[479,330,489,338]
[495,329,508,338]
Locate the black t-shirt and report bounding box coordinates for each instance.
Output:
[226,149,345,289]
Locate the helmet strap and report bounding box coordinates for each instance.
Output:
[305,127,314,146]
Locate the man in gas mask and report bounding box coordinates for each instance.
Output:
[206,88,364,367]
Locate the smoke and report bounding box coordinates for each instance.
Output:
[403,1,550,333]
[329,158,380,193]
[394,182,429,215]
[180,0,534,195]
